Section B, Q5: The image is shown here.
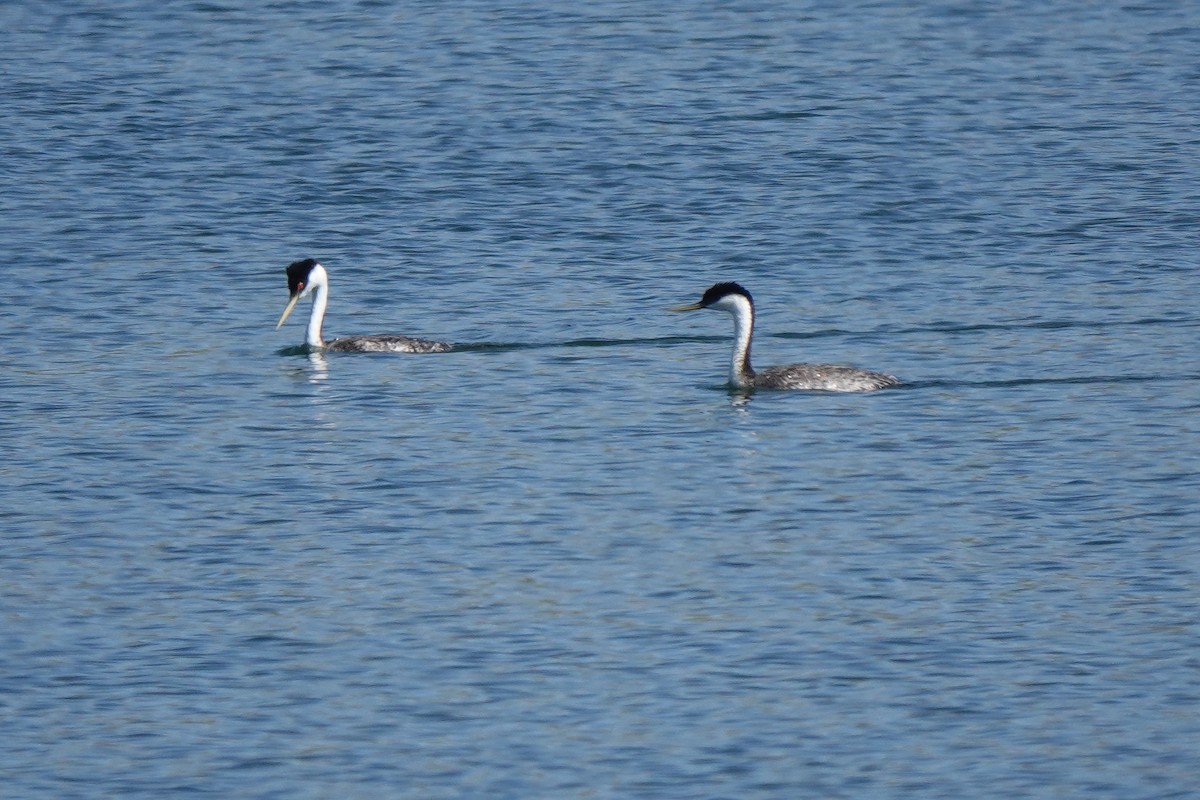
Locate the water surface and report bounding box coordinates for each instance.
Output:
[2,2,1198,798]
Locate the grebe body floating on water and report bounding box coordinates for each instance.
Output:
[275,259,452,353]
[671,282,899,392]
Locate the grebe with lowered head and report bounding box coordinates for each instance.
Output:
[671,282,899,392]
[275,258,452,353]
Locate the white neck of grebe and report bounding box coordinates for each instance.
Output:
[304,263,330,348]
[712,293,755,387]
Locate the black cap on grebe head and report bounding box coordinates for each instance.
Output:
[285,258,321,297]
[670,281,753,312]
[699,282,751,307]
[276,258,326,330]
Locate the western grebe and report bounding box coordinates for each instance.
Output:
[671,282,899,392]
[275,258,452,353]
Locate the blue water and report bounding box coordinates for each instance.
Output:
[3,2,1199,798]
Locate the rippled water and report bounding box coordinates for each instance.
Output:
[3,2,1199,798]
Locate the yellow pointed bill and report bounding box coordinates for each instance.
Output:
[276,293,301,329]
[669,301,704,312]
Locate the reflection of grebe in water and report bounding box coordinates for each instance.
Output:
[275,259,452,353]
[305,351,330,383]
[672,282,899,392]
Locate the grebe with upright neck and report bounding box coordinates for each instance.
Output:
[275,259,452,353]
[671,282,898,392]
